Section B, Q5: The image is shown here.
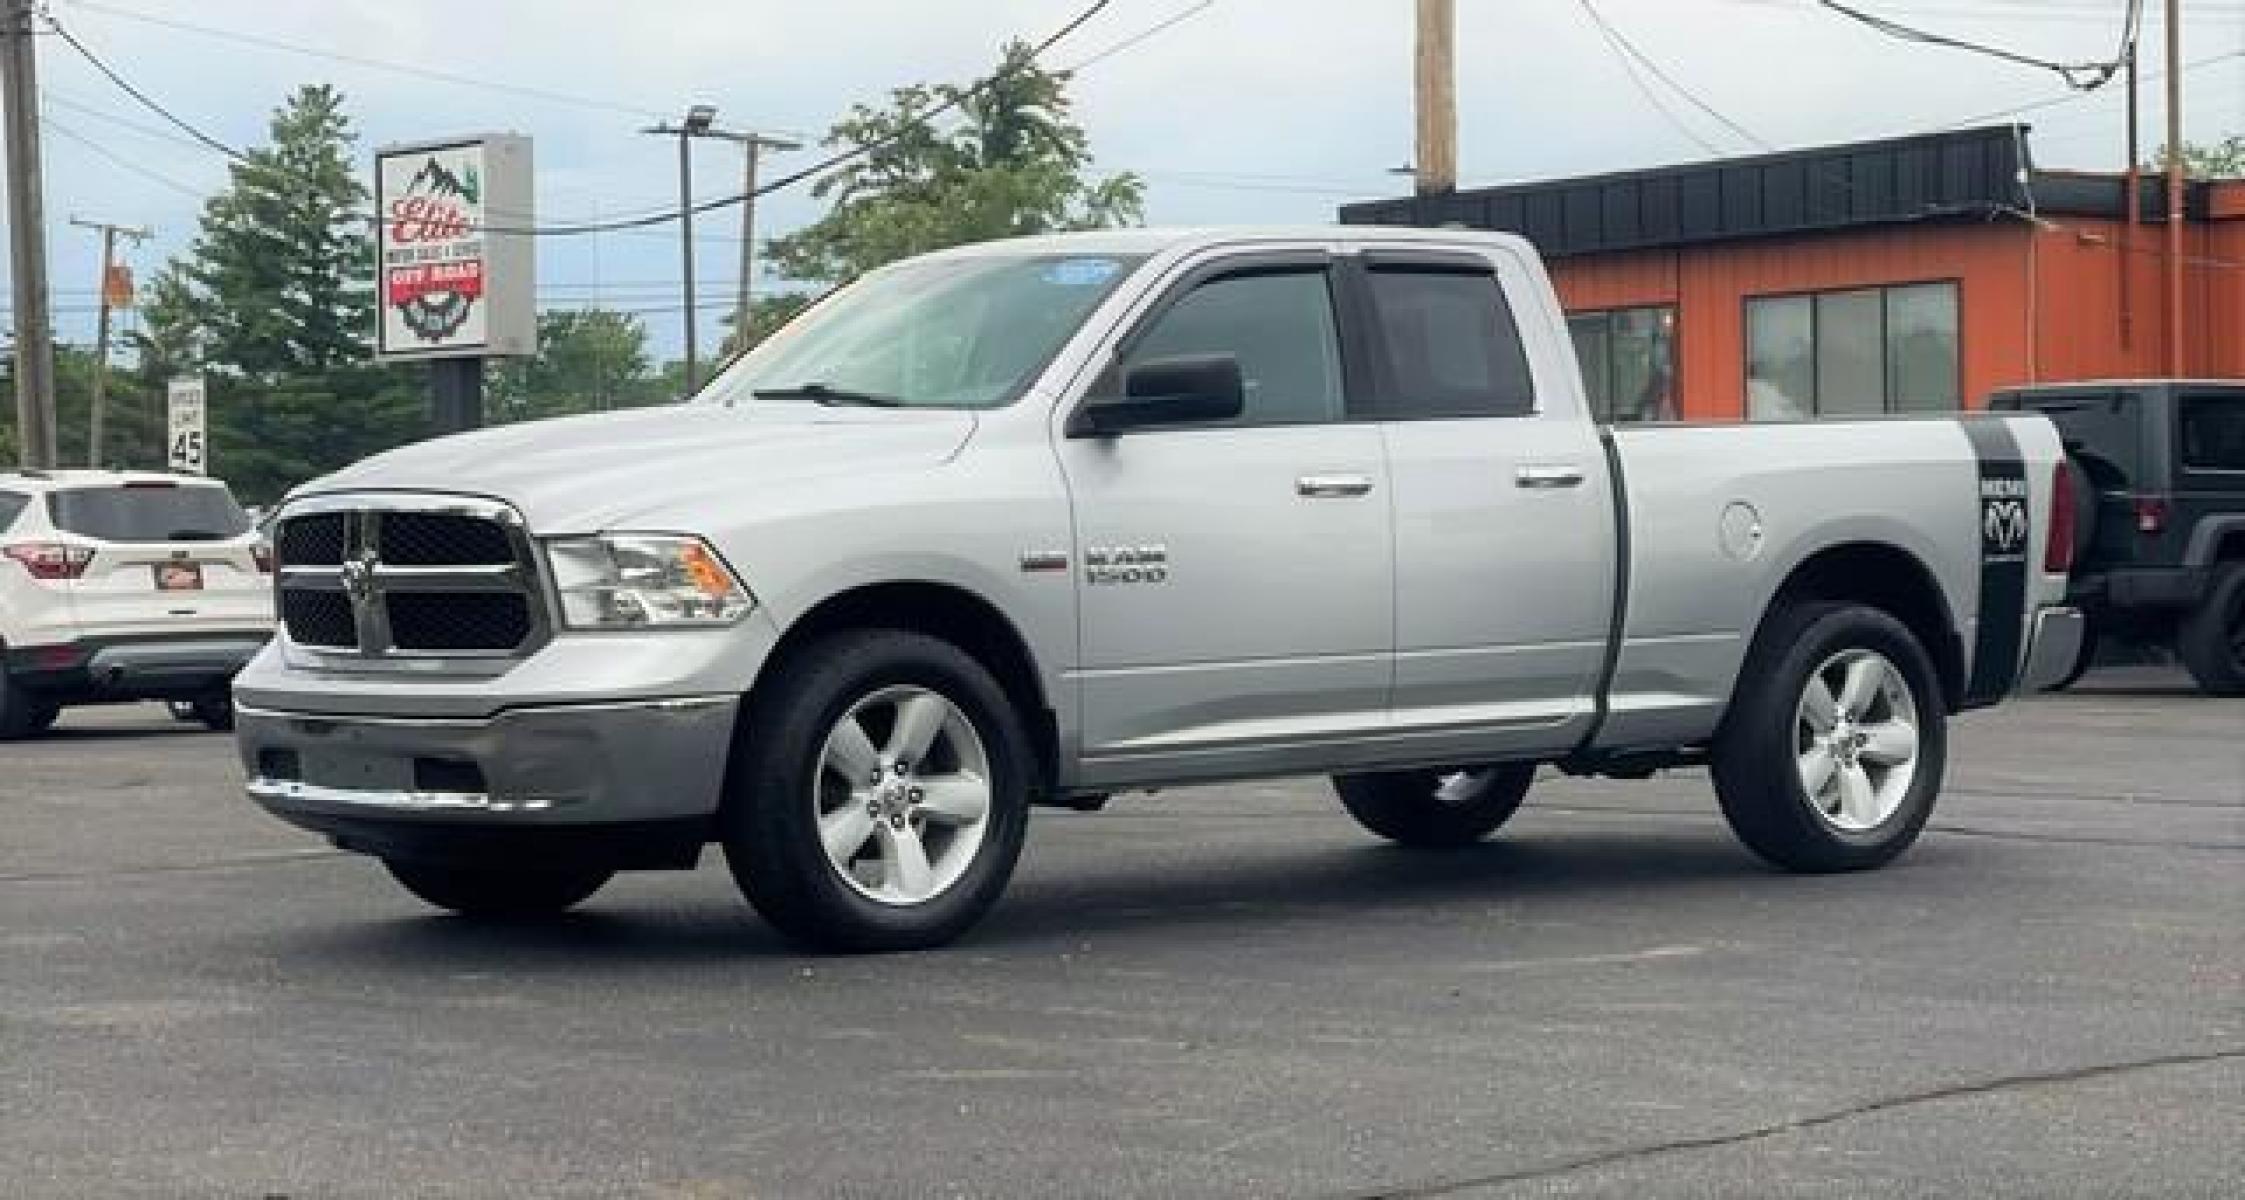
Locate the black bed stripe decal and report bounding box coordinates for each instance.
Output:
[1962,420,2029,705]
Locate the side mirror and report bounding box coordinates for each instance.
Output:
[1069,353,1245,437]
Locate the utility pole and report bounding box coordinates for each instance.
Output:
[3,0,56,469]
[732,131,799,347]
[644,104,718,396]
[71,216,150,468]
[1415,0,1457,198]
[2161,0,2184,377]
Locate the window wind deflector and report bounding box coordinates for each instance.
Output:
[751,382,905,408]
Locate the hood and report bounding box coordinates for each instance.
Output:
[299,403,978,532]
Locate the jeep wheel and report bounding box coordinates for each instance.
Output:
[189,693,235,732]
[722,630,1032,953]
[1333,765,1535,848]
[2177,562,2245,697]
[1711,602,1947,872]
[383,861,613,918]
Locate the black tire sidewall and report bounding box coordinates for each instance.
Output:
[383,860,612,917]
[2178,563,2245,696]
[1713,603,1947,871]
[1333,765,1535,848]
[723,630,1033,952]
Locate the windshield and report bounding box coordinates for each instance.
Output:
[699,252,1147,411]
[48,484,251,543]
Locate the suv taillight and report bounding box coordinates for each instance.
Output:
[2044,462,2077,574]
[2132,495,2169,535]
[3,542,95,580]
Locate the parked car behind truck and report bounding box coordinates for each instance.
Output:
[1,470,272,736]
[237,227,2083,950]
[1990,381,2245,694]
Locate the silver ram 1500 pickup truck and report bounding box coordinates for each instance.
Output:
[238,227,2084,950]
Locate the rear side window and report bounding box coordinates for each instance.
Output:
[1364,266,1534,419]
[0,489,26,532]
[2177,394,2245,472]
[48,485,250,543]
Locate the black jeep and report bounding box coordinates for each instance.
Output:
[1990,380,2245,695]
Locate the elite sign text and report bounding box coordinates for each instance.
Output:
[373,134,535,360]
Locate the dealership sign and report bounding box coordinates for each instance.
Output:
[374,134,535,360]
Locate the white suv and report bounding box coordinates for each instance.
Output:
[0,470,274,737]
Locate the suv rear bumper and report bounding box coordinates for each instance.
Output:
[238,695,739,838]
[5,633,270,700]
[2069,566,2208,612]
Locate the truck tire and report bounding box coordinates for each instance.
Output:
[722,630,1033,953]
[2177,562,2245,696]
[0,668,50,740]
[383,860,613,918]
[1711,602,1947,873]
[1332,765,1534,847]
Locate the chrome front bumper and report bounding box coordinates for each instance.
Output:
[238,695,739,826]
[2016,605,2088,693]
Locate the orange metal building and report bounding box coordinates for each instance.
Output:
[1343,128,2244,422]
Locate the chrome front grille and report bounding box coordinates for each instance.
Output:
[273,498,545,658]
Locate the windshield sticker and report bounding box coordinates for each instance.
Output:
[1044,258,1122,287]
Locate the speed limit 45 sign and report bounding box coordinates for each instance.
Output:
[167,376,206,474]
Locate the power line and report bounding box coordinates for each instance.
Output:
[1574,1,1729,154]
[1940,47,2244,129]
[38,113,213,201]
[1578,0,1774,150]
[45,1,1117,239]
[62,0,679,121]
[1063,0,1217,72]
[1812,0,2143,89]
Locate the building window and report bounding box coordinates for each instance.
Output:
[1745,282,1959,420]
[1567,306,1677,423]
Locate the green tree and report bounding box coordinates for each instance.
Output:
[129,84,421,502]
[489,308,663,422]
[767,41,1142,286]
[2149,135,2244,179]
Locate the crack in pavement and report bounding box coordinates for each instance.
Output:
[0,847,347,884]
[1339,1047,2245,1199]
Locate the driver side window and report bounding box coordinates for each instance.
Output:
[1123,268,1344,426]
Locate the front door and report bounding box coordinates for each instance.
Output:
[1056,253,1393,786]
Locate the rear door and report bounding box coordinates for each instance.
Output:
[1352,248,1617,758]
[48,481,270,639]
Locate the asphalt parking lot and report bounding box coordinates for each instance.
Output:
[3,667,2239,1198]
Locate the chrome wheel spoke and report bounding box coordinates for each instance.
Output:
[878,822,935,898]
[916,774,990,825]
[1800,677,1840,733]
[823,716,881,784]
[1858,720,1918,767]
[1836,763,1879,827]
[1798,744,1839,798]
[888,693,950,765]
[820,801,877,863]
[1837,655,1885,718]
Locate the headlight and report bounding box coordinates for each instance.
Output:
[543,534,753,629]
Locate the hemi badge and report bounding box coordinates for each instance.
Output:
[1019,551,1070,574]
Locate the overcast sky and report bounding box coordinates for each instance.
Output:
[17,0,2245,358]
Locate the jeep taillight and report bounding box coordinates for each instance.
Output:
[2,542,95,580]
[2044,462,2076,575]
[2132,495,2169,535]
